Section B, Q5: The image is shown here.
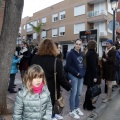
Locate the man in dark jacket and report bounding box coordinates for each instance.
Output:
[66,39,85,119]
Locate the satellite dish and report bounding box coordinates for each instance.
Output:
[108,20,119,31]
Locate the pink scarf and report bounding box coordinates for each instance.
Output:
[32,82,44,94]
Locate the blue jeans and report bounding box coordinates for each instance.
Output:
[68,73,83,111]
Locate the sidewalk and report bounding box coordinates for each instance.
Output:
[97,94,120,120]
[3,72,120,120]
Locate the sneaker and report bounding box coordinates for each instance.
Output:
[52,117,58,120]
[75,108,84,116]
[55,114,63,119]
[69,110,80,119]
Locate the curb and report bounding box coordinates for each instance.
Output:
[85,87,120,120]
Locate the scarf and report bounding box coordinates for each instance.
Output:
[105,46,113,56]
[32,82,44,94]
[20,47,28,54]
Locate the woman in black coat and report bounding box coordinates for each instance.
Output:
[83,40,98,110]
[30,39,71,119]
[19,41,30,79]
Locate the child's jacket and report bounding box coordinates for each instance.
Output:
[12,85,52,120]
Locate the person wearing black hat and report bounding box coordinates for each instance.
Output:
[102,39,116,103]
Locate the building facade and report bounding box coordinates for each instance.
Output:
[20,0,113,58]
[116,0,120,24]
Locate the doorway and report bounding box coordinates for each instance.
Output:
[63,45,68,59]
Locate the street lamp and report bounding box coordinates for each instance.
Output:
[110,0,118,43]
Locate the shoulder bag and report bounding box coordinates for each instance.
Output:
[87,83,101,99]
[53,58,64,114]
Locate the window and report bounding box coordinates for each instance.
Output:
[23,25,26,30]
[23,36,26,40]
[59,26,65,36]
[42,17,46,24]
[74,5,85,16]
[33,21,37,27]
[52,29,58,37]
[38,19,40,23]
[74,23,85,34]
[27,22,33,32]
[19,27,21,33]
[52,14,58,22]
[59,11,65,20]
[41,31,46,38]
[33,33,37,39]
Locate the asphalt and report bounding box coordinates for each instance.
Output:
[1,72,120,120]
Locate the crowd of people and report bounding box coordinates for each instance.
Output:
[8,38,120,120]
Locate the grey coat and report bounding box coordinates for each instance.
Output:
[12,85,52,120]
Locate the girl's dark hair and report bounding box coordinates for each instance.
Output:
[75,39,82,43]
[22,41,29,48]
[87,40,97,50]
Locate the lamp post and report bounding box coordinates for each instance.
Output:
[110,0,118,43]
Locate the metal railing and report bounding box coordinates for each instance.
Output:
[100,31,107,36]
[87,9,107,17]
[26,28,33,32]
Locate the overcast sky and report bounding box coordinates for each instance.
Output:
[22,0,64,18]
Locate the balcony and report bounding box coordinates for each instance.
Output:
[87,10,107,23]
[87,0,106,4]
[26,28,33,33]
[100,31,107,37]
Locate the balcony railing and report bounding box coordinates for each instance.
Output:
[87,0,106,4]
[27,28,33,32]
[100,31,107,36]
[88,9,107,18]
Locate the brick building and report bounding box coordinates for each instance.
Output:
[116,0,120,24]
[19,0,115,57]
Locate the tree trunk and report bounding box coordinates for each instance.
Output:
[37,34,40,43]
[0,0,24,114]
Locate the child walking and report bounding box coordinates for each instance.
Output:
[8,54,22,93]
[12,64,52,120]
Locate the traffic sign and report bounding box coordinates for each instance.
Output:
[108,20,119,31]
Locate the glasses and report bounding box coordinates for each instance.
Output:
[58,47,61,49]
[106,43,110,45]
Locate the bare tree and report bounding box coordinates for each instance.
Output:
[0,0,24,114]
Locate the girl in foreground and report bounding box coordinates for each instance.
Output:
[12,64,52,120]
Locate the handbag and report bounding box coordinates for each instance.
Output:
[87,84,101,99]
[53,58,64,114]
